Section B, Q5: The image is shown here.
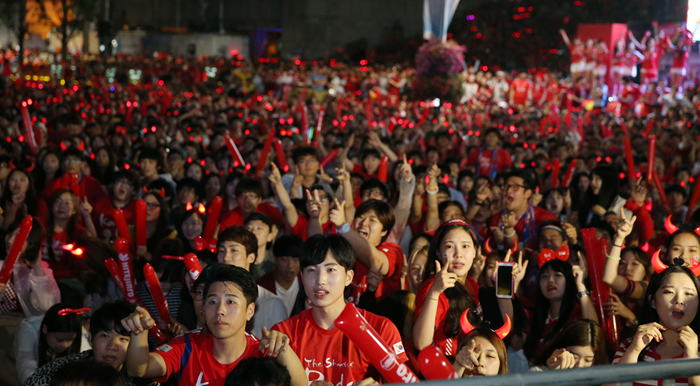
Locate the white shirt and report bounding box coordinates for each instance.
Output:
[275,277,299,317]
[250,285,288,339]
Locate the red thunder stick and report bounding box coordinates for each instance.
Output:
[225,136,245,168]
[0,216,33,286]
[143,263,172,322]
[184,253,203,281]
[115,238,138,304]
[20,103,38,155]
[624,136,637,183]
[418,346,459,380]
[336,96,343,119]
[274,139,288,172]
[135,200,147,249]
[105,259,127,294]
[377,156,389,183]
[313,108,324,147]
[551,158,562,189]
[301,105,309,143]
[581,228,619,351]
[255,128,277,177]
[113,209,133,248]
[647,135,657,184]
[126,101,134,125]
[335,303,418,383]
[644,119,654,138]
[320,148,340,168]
[203,196,222,240]
[687,178,700,221]
[562,159,578,187]
[652,170,671,209]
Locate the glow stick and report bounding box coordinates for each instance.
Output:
[143,263,172,322]
[0,216,32,286]
[203,196,222,240]
[135,200,147,248]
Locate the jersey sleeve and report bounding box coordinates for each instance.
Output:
[152,334,189,382]
[376,316,409,364]
[290,215,309,240]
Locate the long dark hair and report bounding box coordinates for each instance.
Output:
[639,265,700,330]
[534,319,608,367]
[580,166,618,227]
[524,259,578,359]
[0,168,38,216]
[422,221,479,339]
[38,303,83,367]
[144,191,172,250]
[46,189,80,261]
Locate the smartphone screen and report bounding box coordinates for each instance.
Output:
[496,263,514,298]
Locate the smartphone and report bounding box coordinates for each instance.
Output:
[496,262,515,299]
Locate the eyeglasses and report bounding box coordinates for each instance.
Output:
[115,181,132,188]
[63,159,81,164]
[297,158,318,165]
[145,202,160,210]
[190,288,204,300]
[240,193,259,201]
[504,184,527,193]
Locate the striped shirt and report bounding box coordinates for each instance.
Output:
[135,282,182,349]
[612,337,700,386]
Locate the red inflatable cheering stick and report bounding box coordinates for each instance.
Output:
[113,209,133,249]
[105,259,127,294]
[184,253,203,281]
[377,156,389,183]
[418,346,458,380]
[320,148,340,168]
[143,264,172,322]
[255,128,277,177]
[203,196,222,240]
[20,102,38,155]
[581,228,618,351]
[334,303,418,383]
[0,216,33,286]
[135,199,147,249]
[115,238,138,304]
[225,136,246,168]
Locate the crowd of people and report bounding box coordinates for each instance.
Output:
[0,35,699,386]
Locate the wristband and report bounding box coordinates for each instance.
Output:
[426,186,438,195]
[474,201,484,206]
[613,243,623,248]
[576,290,590,299]
[428,296,440,301]
[337,223,351,234]
[606,254,620,260]
[503,228,516,238]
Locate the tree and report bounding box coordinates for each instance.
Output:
[0,0,27,71]
[40,0,99,61]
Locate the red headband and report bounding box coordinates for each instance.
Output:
[58,307,90,316]
[651,250,700,276]
[483,237,517,255]
[537,245,570,268]
[460,308,511,339]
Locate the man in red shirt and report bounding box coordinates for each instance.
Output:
[120,264,307,386]
[509,72,532,107]
[465,128,512,179]
[220,178,285,231]
[489,170,557,249]
[326,200,404,304]
[91,170,140,244]
[273,235,408,386]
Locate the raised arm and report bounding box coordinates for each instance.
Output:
[602,208,647,299]
[559,29,572,47]
[80,198,97,238]
[329,198,389,275]
[306,189,324,238]
[335,165,356,223]
[424,163,441,233]
[269,163,299,228]
[337,133,356,171]
[413,257,457,350]
[573,265,599,324]
[121,306,168,379]
[259,328,308,386]
[392,155,416,239]
[465,184,490,223]
[368,132,398,162]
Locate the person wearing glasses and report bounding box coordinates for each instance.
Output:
[281,146,321,199]
[40,147,108,206]
[136,190,177,261]
[488,170,557,250]
[91,170,141,244]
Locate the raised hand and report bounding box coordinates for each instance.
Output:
[335,165,349,182]
[268,163,282,185]
[329,198,346,227]
[604,293,636,322]
[120,306,155,335]
[616,207,637,241]
[400,154,413,182]
[80,197,93,216]
[572,265,585,287]
[430,255,458,295]
[475,183,491,203]
[546,348,576,370]
[306,189,322,219]
[455,339,481,375]
[677,325,699,358]
[630,322,666,353]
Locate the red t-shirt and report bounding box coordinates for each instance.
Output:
[349,241,404,304]
[273,308,408,386]
[41,174,108,204]
[91,198,136,244]
[40,222,86,281]
[351,163,378,180]
[414,277,482,357]
[466,148,512,176]
[220,202,286,231]
[290,215,336,240]
[511,78,531,105]
[153,331,262,385]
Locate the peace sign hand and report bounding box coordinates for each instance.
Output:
[615,207,637,241]
[329,198,346,227]
[306,189,322,219]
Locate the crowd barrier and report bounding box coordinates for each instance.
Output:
[400,358,700,386]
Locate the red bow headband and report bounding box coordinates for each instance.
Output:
[460,308,511,339]
[537,245,570,268]
[58,307,90,316]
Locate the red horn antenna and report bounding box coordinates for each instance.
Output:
[691,262,700,277]
[665,216,678,235]
[494,314,512,339]
[26,160,34,172]
[484,238,494,255]
[159,188,165,197]
[651,250,668,274]
[460,309,476,334]
[142,186,148,194]
[695,227,700,239]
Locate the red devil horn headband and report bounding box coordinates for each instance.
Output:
[665,216,679,234]
[483,238,517,256]
[652,249,700,276]
[460,308,511,339]
[58,307,91,316]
